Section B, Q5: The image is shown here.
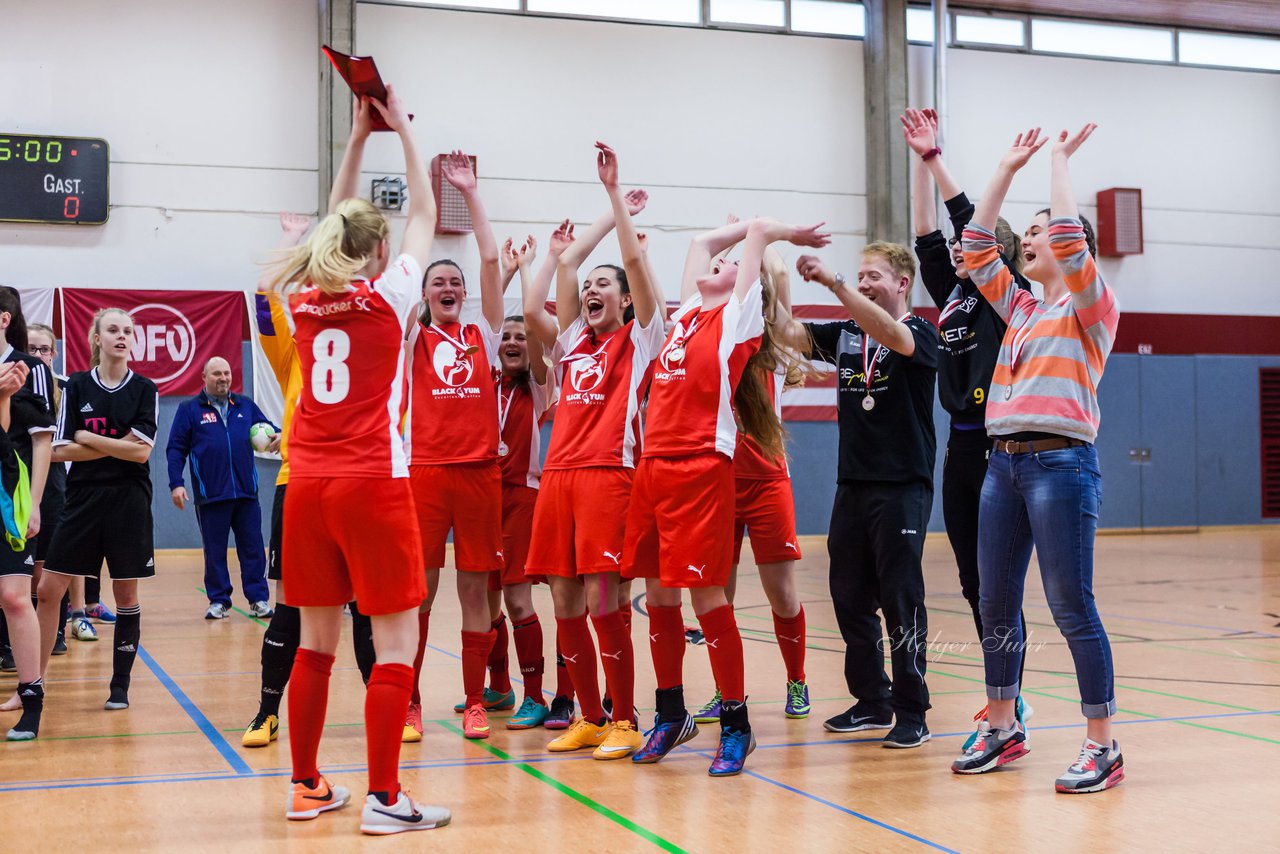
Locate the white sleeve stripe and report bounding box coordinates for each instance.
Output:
[131,427,155,447]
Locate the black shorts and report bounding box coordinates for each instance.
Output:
[35,483,65,563]
[44,483,155,581]
[267,482,286,582]
[0,537,36,578]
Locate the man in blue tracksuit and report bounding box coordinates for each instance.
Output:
[166,357,279,620]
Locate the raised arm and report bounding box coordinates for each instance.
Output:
[441,151,502,330]
[1049,124,1115,345]
[525,220,571,348]
[555,189,647,332]
[1050,123,1096,221]
[515,241,549,385]
[737,219,830,302]
[972,127,1047,232]
[371,87,436,269]
[796,255,916,357]
[597,142,658,327]
[499,237,520,296]
[328,97,374,213]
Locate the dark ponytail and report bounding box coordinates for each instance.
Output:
[591,264,634,324]
[419,259,466,326]
[0,287,30,354]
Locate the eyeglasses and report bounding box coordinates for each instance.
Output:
[947,237,961,248]
[28,346,53,356]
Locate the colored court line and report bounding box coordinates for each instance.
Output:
[196,587,268,628]
[136,645,253,775]
[1019,601,1280,638]
[436,720,688,854]
[4,707,1275,794]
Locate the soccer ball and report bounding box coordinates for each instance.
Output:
[249,422,277,451]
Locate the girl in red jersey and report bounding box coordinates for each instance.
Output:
[623,217,829,777]
[523,143,661,761]
[401,151,507,742]
[268,91,447,836]
[693,244,811,725]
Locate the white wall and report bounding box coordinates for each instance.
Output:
[0,0,318,291]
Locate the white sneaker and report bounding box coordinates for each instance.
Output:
[205,603,230,620]
[72,617,98,641]
[249,601,275,619]
[360,790,450,835]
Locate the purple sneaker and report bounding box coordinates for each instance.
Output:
[632,713,698,764]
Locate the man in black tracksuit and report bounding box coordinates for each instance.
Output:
[792,243,939,749]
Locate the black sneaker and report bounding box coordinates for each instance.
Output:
[0,646,14,672]
[883,720,930,749]
[952,721,1028,773]
[823,703,893,733]
[52,632,68,656]
[544,695,575,730]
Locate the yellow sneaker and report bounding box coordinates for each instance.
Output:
[593,720,642,761]
[402,702,423,744]
[547,717,608,753]
[242,713,279,748]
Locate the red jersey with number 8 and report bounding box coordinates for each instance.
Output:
[285,254,422,479]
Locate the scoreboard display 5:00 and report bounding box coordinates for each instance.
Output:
[0,134,109,225]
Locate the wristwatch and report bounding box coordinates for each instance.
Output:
[830,272,846,291]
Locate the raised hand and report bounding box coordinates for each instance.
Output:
[1053,123,1098,159]
[368,83,412,133]
[790,222,832,248]
[352,95,374,139]
[999,127,1048,172]
[280,212,310,239]
[624,188,648,216]
[900,107,939,157]
[549,218,575,255]
[795,254,833,285]
[726,213,741,225]
[500,237,518,280]
[441,150,476,193]
[518,234,537,268]
[595,141,620,188]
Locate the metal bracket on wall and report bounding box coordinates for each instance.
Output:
[1129,447,1152,463]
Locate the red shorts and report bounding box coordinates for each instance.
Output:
[733,476,802,565]
[281,477,426,616]
[622,454,734,589]
[490,484,542,590]
[526,467,633,578]
[410,462,503,572]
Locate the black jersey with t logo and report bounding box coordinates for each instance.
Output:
[54,368,159,489]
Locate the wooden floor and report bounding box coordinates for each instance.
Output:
[2,528,1278,852]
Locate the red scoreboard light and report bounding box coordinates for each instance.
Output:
[1096,187,1143,256]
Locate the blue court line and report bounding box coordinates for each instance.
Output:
[136,645,252,776]
[4,707,1274,795]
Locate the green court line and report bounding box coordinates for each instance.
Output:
[437,720,688,854]
[196,588,269,628]
[37,729,198,743]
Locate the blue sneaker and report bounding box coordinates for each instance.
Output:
[962,696,1033,751]
[693,691,722,724]
[708,727,756,776]
[784,680,810,719]
[632,713,698,764]
[85,603,116,624]
[507,697,550,730]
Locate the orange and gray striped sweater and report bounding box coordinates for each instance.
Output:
[962,216,1119,443]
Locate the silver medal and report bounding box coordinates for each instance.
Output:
[862,395,875,411]
[497,441,509,457]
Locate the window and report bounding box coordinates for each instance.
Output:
[526,0,701,25]
[790,0,865,37]
[1179,30,1280,72]
[395,0,520,8]
[710,0,786,28]
[954,13,1025,48]
[906,6,934,44]
[1031,18,1174,62]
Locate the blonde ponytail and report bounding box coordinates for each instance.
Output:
[268,199,389,296]
[88,308,133,369]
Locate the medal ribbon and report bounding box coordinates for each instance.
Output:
[863,312,912,398]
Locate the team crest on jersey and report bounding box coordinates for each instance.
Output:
[657,317,698,375]
[565,351,608,393]
[431,340,476,389]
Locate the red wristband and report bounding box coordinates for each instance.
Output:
[922,147,941,161]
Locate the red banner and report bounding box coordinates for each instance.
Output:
[61,289,245,396]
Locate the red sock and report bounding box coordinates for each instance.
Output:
[555,642,575,700]
[461,630,494,707]
[590,610,634,725]
[773,607,806,682]
[288,648,334,784]
[410,610,430,705]
[557,614,603,722]
[647,604,686,690]
[487,614,512,694]
[365,663,412,799]
[698,605,745,703]
[619,600,633,632]
[512,615,545,704]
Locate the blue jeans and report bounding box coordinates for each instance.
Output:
[977,444,1116,718]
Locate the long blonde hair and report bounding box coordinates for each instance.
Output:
[269,199,389,295]
[733,266,817,463]
[28,322,60,414]
[89,308,134,370]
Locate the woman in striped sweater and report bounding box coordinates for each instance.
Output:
[950,123,1125,794]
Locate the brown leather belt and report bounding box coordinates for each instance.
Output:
[992,437,1088,455]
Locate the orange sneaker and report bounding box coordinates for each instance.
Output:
[285,774,351,820]
[403,702,423,744]
[463,704,490,740]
